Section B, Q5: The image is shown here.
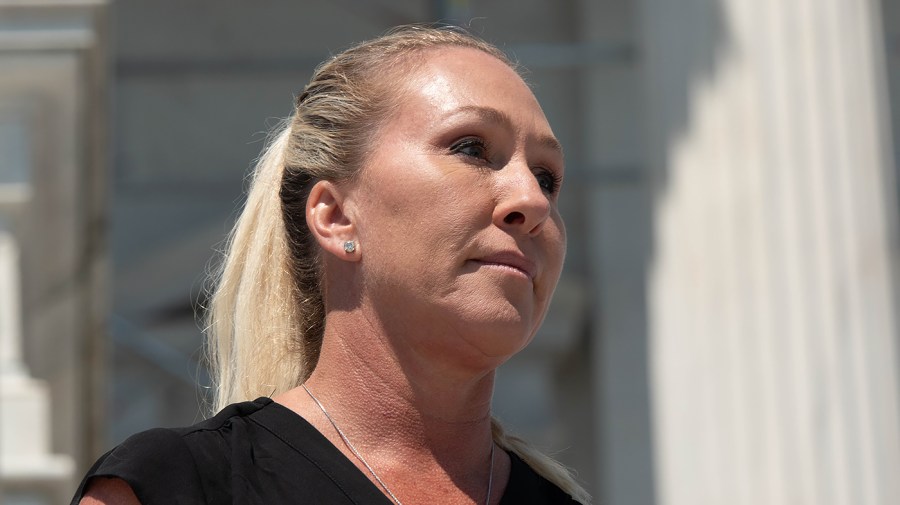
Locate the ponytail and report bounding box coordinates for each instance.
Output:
[205,123,309,412]
[492,417,592,504]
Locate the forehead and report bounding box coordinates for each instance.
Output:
[385,46,554,137]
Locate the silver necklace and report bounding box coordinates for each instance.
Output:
[302,384,495,505]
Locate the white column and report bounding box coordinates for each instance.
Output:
[0,223,74,504]
[0,222,26,377]
[640,0,900,504]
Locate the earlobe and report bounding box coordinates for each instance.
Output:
[306,181,360,261]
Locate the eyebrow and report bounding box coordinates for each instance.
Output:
[450,105,564,157]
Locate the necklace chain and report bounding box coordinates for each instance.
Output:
[302,384,495,505]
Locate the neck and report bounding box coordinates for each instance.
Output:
[276,308,506,503]
[307,308,497,454]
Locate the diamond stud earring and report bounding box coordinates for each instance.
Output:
[343,241,356,254]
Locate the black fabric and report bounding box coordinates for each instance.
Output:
[72,397,579,504]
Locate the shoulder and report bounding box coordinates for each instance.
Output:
[72,398,274,505]
[104,398,271,478]
[80,477,140,505]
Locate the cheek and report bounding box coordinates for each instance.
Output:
[547,212,567,269]
[389,179,489,235]
[356,181,472,262]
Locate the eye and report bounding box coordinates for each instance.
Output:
[534,169,562,194]
[450,137,489,162]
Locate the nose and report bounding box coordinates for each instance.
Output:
[493,166,552,236]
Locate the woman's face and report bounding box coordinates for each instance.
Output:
[348,46,566,365]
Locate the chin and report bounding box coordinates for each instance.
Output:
[459,308,540,358]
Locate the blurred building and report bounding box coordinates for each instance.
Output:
[2,0,900,504]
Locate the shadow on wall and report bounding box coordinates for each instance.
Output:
[593,0,730,503]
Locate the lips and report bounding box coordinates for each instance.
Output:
[471,251,537,280]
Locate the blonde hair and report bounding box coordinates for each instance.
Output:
[205,25,590,504]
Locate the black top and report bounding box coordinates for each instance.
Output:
[71,397,579,504]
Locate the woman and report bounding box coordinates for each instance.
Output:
[74,25,590,505]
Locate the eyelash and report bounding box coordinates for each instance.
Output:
[450,137,491,163]
[450,137,562,194]
[534,169,563,195]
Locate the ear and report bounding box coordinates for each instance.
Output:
[306,180,360,261]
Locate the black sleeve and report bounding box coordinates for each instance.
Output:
[70,428,208,505]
